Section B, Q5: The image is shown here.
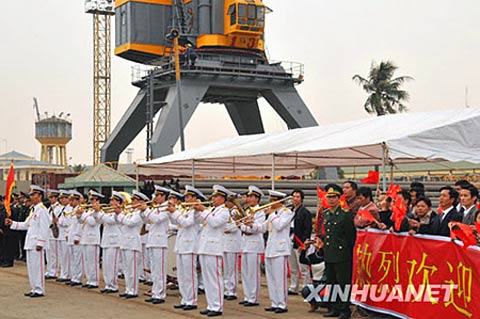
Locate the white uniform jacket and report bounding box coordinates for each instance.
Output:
[264,206,294,258]
[240,205,267,253]
[97,212,121,248]
[197,205,229,256]
[80,210,102,245]
[48,202,63,240]
[67,206,82,245]
[117,210,143,252]
[10,202,50,250]
[144,207,169,249]
[170,208,199,254]
[223,208,242,253]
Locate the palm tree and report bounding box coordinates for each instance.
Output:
[353,61,413,116]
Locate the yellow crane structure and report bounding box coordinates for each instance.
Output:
[85,0,114,165]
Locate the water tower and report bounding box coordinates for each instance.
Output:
[34,98,72,167]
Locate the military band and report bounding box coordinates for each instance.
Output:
[4,184,302,317]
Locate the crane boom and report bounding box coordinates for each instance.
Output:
[33,97,41,121]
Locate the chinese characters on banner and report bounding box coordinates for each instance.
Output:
[353,230,480,319]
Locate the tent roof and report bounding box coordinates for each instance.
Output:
[138,109,480,176]
[59,164,136,188]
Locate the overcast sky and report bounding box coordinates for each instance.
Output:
[1,0,479,165]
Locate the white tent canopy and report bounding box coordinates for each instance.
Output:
[138,109,480,176]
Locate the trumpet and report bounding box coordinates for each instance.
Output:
[179,201,212,207]
[235,196,293,224]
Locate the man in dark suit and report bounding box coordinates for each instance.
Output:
[459,186,478,225]
[437,186,463,237]
[288,189,312,295]
[1,195,19,267]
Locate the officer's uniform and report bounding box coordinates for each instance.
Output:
[169,185,204,309]
[197,185,230,316]
[240,186,267,305]
[117,191,148,298]
[97,192,123,293]
[263,190,294,313]
[79,191,104,288]
[67,191,84,286]
[144,186,171,303]
[57,190,72,281]
[9,186,50,296]
[223,192,242,300]
[45,190,62,278]
[323,184,356,319]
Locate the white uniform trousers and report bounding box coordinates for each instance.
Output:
[224,252,239,297]
[117,250,124,276]
[199,255,224,312]
[27,249,46,294]
[83,245,100,286]
[102,247,120,290]
[61,242,71,280]
[288,247,311,292]
[46,239,62,277]
[149,247,168,300]
[241,253,262,303]
[121,249,141,295]
[265,256,289,310]
[176,253,198,306]
[139,244,150,281]
[70,244,83,283]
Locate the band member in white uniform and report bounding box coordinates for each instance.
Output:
[98,191,123,293]
[238,186,266,307]
[79,190,104,289]
[196,185,230,317]
[116,191,148,298]
[261,190,294,314]
[223,191,243,301]
[144,185,171,304]
[169,185,205,311]
[67,190,84,287]
[5,186,50,297]
[45,189,62,279]
[56,190,72,282]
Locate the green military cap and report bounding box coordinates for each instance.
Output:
[325,183,342,197]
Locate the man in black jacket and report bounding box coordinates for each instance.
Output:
[288,189,312,295]
[1,195,19,267]
[437,186,463,237]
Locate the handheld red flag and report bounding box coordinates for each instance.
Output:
[4,162,15,217]
[340,194,349,210]
[386,184,401,201]
[316,186,330,209]
[391,199,407,231]
[361,170,380,184]
[449,222,477,250]
[357,208,377,223]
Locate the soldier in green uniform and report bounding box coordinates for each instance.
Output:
[322,184,356,319]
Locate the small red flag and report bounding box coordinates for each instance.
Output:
[391,199,407,231]
[340,194,349,210]
[316,186,330,209]
[357,208,377,223]
[361,170,380,184]
[4,162,15,218]
[450,222,477,250]
[386,184,401,201]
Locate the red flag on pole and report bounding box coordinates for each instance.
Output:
[361,170,380,184]
[339,194,349,210]
[449,222,477,250]
[391,198,407,231]
[316,186,330,209]
[386,184,401,201]
[357,208,377,223]
[4,162,15,217]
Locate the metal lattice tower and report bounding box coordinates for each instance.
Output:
[92,14,111,165]
[86,1,114,165]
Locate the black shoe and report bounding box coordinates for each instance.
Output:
[183,305,197,311]
[125,294,138,299]
[64,281,72,285]
[152,299,165,304]
[56,278,69,282]
[287,290,298,295]
[145,281,153,286]
[118,274,125,279]
[24,292,32,297]
[238,300,247,305]
[1,263,13,268]
[275,308,288,314]
[199,309,210,315]
[119,293,128,298]
[244,302,259,307]
[173,304,186,309]
[105,289,118,294]
[82,284,89,288]
[207,311,223,317]
[30,293,45,298]
[338,313,351,319]
[87,285,98,289]
[100,289,109,293]
[265,307,278,312]
[70,282,82,287]
[225,295,237,301]
[139,278,146,283]
[323,310,341,317]
[198,288,205,295]
[145,298,154,303]
[45,275,57,280]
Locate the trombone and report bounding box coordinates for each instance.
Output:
[64,203,109,216]
[235,196,293,224]
[179,201,212,208]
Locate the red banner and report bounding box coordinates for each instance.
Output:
[353,230,480,319]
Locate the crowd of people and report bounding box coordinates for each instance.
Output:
[0,179,478,319]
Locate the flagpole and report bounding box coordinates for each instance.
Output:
[381,143,387,192]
